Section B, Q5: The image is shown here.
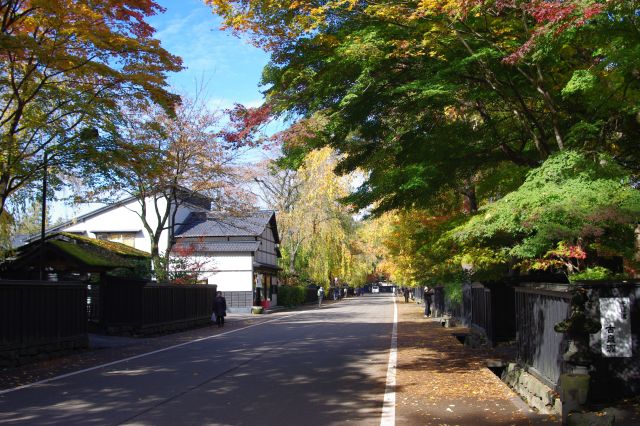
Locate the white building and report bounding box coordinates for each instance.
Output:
[34,191,281,311]
[173,210,281,312]
[39,189,211,254]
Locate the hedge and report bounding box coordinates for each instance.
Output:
[278,285,308,307]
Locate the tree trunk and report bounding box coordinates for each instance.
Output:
[0,173,11,220]
[150,240,166,282]
[288,237,303,274]
[289,253,296,274]
[461,180,478,214]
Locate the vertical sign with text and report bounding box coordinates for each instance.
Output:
[599,297,632,358]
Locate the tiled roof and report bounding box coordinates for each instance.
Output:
[173,241,260,253]
[175,210,275,238]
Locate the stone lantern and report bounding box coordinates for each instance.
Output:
[554,287,601,422]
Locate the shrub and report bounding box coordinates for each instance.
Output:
[569,266,624,283]
[278,285,307,307]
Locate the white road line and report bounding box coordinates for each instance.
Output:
[0,314,294,396]
[381,294,398,426]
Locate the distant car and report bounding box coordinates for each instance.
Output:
[372,285,379,293]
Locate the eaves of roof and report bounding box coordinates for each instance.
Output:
[173,241,260,253]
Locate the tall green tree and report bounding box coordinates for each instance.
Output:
[449,151,640,277]
[209,0,640,215]
[210,0,640,283]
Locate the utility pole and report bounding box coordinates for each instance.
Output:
[39,151,47,281]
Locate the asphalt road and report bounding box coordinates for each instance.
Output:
[0,294,396,425]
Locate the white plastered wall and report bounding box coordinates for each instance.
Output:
[178,253,254,292]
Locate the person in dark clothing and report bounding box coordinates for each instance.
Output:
[213,291,227,328]
[403,288,410,303]
[423,286,433,317]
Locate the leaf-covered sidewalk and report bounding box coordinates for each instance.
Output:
[394,299,560,425]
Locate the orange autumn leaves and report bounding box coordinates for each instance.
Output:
[206,0,612,62]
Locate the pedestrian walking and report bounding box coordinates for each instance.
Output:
[317,286,324,307]
[212,291,227,327]
[403,287,410,303]
[423,286,433,317]
[343,287,348,298]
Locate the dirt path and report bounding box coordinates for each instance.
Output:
[394,298,560,425]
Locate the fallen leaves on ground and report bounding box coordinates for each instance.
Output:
[394,300,559,425]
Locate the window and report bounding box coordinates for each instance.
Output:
[94,232,136,248]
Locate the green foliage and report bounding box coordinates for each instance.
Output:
[212,0,640,218]
[107,260,152,280]
[568,266,620,283]
[561,70,598,98]
[277,285,308,307]
[442,280,463,305]
[211,0,640,285]
[451,151,640,274]
[475,163,529,203]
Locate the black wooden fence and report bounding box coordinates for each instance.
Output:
[0,280,88,366]
[471,283,492,339]
[467,281,516,344]
[514,281,640,399]
[433,286,445,316]
[99,277,216,334]
[87,283,101,322]
[305,288,319,304]
[514,284,571,388]
[462,283,472,326]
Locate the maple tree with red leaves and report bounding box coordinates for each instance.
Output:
[166,242,209,285]
[500,0,607,63]
[530,242,588,275]
[219,103,272,147]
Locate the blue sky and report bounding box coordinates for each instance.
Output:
[53,1,272,221]
[149,0,283,157]
[150,0,270,109]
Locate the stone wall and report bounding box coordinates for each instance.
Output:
[501,363,562,415]
[222,290,253,313]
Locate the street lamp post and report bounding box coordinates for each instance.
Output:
[39,151,48,281]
